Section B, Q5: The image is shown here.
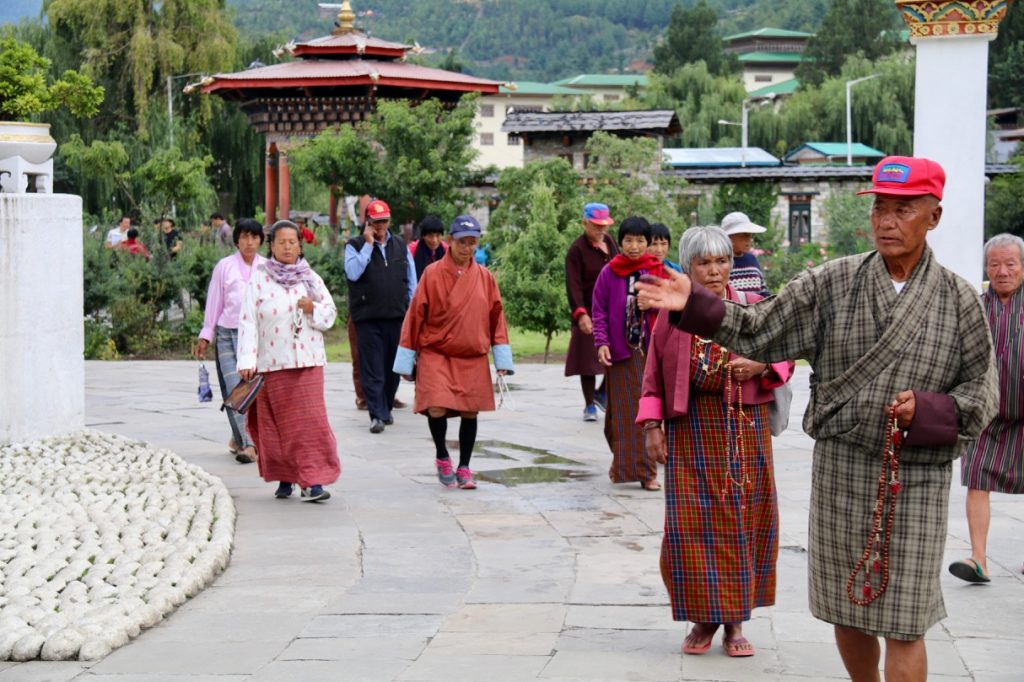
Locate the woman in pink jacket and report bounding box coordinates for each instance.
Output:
[637,225,793,660]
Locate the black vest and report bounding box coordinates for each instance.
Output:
[346,235,410,322]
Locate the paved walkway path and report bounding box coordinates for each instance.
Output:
[2,362,1022,682]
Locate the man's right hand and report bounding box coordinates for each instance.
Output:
[637,270,692,312]
[363,223,376,244]
[193,339,209,360]
[645,426,667,464]
[578,314,593,335]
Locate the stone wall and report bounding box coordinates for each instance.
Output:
[0,194,84,443]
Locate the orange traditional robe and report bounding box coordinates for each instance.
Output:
[395,254,513,414]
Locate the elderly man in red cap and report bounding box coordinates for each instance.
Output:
[636,156,998,681]
[345,199,418,433]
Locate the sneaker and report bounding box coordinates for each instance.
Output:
[593,389,607,412]
[435,458,457,488]
[383,417,394,426]
[456,467,477,490]
[274,482,293,499]
[301,485,331,502]
[583,404,598,422]
[370,418,385,434]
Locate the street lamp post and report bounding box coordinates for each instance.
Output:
[167,72,206,148]
[717,101,749,167]
[845,74,881,166]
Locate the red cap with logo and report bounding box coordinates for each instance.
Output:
[365,199,391,221]
[856,156,945,201]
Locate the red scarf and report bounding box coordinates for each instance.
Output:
[608,253,667,279]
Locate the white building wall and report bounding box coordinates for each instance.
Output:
[741,66,798,92]
[472,93,563,170]
[0,193,85,443]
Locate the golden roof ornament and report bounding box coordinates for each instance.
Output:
[333,0,357,36]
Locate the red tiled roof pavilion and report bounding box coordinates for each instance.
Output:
[200,1,501,224]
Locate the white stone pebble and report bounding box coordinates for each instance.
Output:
[0,431,235,661]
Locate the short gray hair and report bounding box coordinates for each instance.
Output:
[984,233,1024,263]
[678,225,733,274]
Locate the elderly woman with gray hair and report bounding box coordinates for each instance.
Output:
[951,233,1024,583]
[636,225,793,658]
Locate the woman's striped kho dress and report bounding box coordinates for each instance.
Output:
[661,341,779,624]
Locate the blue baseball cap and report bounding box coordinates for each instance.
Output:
[450,215,482,240]
[583,202,615,226]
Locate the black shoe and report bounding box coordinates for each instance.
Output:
[370,419,385,434]
[383,417,394,426]
[274,482,293,498]
[593,389,607,412]
[301,485,330,502]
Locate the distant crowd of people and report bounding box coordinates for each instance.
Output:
[176,155,1023,682]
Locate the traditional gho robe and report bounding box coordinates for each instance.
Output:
[962,285,1024,493]
[672,246,998,639]
[393,254,514,413]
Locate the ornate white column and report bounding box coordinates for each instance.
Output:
[896,0,1013,288]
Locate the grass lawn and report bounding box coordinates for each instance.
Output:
[325,325,570,364]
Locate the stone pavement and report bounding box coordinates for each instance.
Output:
[2,361,1022,682]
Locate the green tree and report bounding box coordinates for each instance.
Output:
[989,5,1024,108]
[713,181,778,227]
[985,157,1024,239]
[289,96,480,226]
[0,37,103,120]
[487,157,583,255]
[653,1,732,76]
[822,188,873,255]
[497,181,572,362]
[796,0,902,85]
[643,61,747,147]
[46,0,237,134]
[583,131,684,227]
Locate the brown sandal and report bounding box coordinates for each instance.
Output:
[235,446,257,464]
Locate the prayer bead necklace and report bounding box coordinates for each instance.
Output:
[845,405,903,606]
[721,366,752,500]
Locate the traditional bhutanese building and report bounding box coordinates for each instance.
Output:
[200,1,501,225]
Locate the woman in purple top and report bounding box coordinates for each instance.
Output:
[592,216,664,490]
[194,218,267,463]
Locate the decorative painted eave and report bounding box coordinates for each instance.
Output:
[895,0,1013,40]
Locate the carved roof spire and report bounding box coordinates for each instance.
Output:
[333,1,357,36]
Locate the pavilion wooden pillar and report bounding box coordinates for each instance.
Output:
[265,142,279,223]
[278,151,291,221]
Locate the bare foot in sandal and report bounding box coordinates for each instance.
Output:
[682,623,720,655]
[723,623,755,657]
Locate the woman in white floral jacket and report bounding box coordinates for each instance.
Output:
[238,220,340,502]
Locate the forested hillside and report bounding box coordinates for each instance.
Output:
[227,0,830,81]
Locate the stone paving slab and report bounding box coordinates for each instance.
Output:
[4,361,1021,681]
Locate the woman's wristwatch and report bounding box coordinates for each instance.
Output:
[642,420,662,434]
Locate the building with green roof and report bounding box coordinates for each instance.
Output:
[784,142,887,165]
[748,78,800,99]
[723,26,813,94]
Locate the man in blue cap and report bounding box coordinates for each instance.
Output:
[565,202,619,421]
[394,215,514,490]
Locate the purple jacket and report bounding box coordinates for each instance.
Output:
[591,265,657,363]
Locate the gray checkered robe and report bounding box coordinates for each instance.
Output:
[678,246,998,639]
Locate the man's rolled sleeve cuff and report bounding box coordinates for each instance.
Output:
[492,344,515,375]
[904,391,959,448]
[393,346,417,375]
[199,327,215,343]
[667,282,726,338]
[635,397,663,424]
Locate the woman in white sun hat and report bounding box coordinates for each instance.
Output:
[721,212,770,298]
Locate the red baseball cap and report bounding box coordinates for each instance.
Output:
[857,156,945,201]
[365,199,391,221]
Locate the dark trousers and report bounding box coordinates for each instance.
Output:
[347,317,365,402]
[354,318,403,422]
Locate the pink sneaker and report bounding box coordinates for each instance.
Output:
[435,458,457,488]
[456,467,477,490]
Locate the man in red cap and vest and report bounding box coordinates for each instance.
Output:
[345,199,418,433]
[636,157,998,681]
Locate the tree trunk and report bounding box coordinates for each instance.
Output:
[544,331,553,364]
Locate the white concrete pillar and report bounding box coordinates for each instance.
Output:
[898,0,1013,289]
[0,194,85,443]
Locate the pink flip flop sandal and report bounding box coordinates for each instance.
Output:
[682,624,719,655]
[723,636,755,657]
